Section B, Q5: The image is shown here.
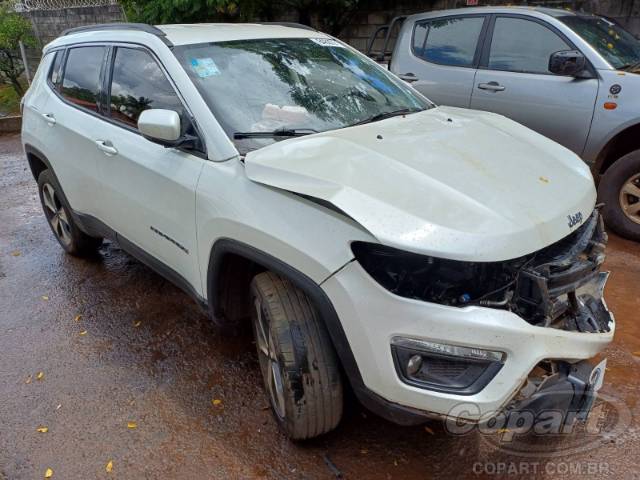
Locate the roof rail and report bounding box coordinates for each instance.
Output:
[61,23,172,46]
[256,22,317,32]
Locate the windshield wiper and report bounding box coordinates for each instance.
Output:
[233,128,317,139]
[620,60,640,71]
[350,108,422,127]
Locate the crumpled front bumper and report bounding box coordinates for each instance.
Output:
[507,359,606,423]
[321,259,614,423]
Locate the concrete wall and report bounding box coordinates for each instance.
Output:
[20,4,125,76]
[25,4,125,46]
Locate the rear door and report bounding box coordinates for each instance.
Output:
[38,45,109,217]
[391,14,488,107]
[95,45,205,295]
[470,15,599,155]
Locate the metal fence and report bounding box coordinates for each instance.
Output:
[12,0,118,12]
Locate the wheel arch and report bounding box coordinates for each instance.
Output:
[205,238,433,426]
[24,144,53,182]
[207,239,360,375]
[594,122,640,179]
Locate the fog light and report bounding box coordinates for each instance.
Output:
[407,354,423,376]
[391,337,505,395]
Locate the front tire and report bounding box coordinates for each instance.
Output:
[598,150,640,241]
[250,271,343,440]
[37,170,102,256]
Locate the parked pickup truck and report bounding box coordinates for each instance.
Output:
[370,7,640,241]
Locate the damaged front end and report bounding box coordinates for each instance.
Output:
[352,209,611,333]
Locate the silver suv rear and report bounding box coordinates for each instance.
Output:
[374,7,640,241]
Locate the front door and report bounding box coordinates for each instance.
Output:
[392,14,487,107]
[95,45,205,295]
[470,15,599,155]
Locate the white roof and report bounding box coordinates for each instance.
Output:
[158,23,328,45]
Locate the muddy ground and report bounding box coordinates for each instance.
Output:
[1,132,639,479]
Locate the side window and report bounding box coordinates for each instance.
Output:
[488,17,571,74]
[109,47,186,130]
[412,16,485,67]
[61,46,106,112]
[48,51,63,86]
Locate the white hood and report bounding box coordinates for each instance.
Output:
[244,106,596,261]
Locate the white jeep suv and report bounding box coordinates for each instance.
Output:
[21,22,614,439]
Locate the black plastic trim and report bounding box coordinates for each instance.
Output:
[391,346,504,395]
[207,238,432,426]
[72,211,206,308]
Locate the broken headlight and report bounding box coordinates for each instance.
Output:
[351,241,521,307]
[351,210,610,333]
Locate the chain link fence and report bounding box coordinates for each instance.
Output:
[12,0,119,12]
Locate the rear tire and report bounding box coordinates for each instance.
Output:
[250,271,343,439]
[598,150,640,241]
[37,169,102,256]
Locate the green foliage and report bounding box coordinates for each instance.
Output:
[0,5,35,97]
[0,82,21,115]
[123,0,364,36]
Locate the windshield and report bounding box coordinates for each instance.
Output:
[173,37,431,153]
[560,15,640,69]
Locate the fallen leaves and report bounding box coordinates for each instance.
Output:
[41,295,49,301]
[74,314,82,322]
[36,372,44,381]
[10,250,21,256]
[78,330,87,336]
[211,399,222,407]
[25,375,32,384]
[44,467,53,478]
[133,320,142,328]
[106,460,113,473]
[56,404,62,410]
[127,421,137,429]
[36,426,49,433]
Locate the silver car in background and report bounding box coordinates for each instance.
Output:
[371,7,640,241]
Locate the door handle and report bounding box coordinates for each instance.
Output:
[42,113,56,125]
[95,140,118,156]
[478,81,505,92]
[398,72,418,83]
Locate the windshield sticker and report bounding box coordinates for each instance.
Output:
[190,58,220,78]
[310,38,345,48]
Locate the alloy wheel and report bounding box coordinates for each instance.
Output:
[253,298,286,419]
[619,173,640,225]
[42,183,72,246]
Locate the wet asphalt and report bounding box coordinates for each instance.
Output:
[1,132,639,479]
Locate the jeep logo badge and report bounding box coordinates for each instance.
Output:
[567,212,583,228]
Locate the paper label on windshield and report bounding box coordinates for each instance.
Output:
[310,38,344,48]
[190,57,220,78]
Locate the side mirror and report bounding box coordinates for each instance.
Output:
[549,50,587,77]
[138,109,182,145]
